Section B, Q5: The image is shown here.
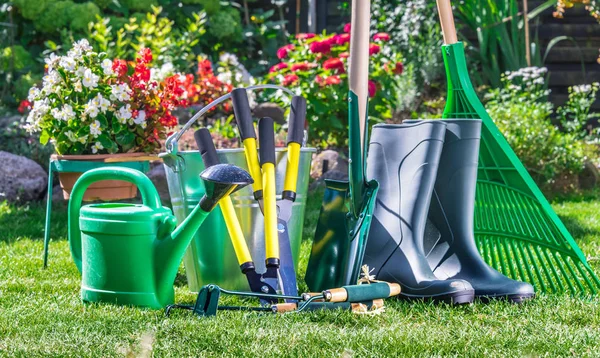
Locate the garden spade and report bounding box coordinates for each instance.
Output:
[305,0,379,291]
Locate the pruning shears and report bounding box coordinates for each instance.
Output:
[232,88,306,300]
[194,128,278,304]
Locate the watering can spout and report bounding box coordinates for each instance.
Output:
[155,164,254,304]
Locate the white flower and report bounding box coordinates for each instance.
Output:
[51,108,61,120]
[101,59,114,75]
[110,83,131,102]
[84,99,99,118]
[116,104,132,124]
[82,69,99,88]
[59,56,77,72]
[42,70,62,93]
[78,135,88,144]
[94,94,111,113]
[75,66,88,79]
[91,141,104,154]
[69,39,93,58]
[27,87,40,102]
[44,53,60,71]
[73,81,83,92]
[65,130,77,143]
[150,62,174,82]
[62,104,75,121]
[133,110,146,126]
[90,120,102,138]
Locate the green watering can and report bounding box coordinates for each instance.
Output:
[68,165,253,309]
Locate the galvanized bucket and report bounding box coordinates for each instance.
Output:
[161,85,315,292]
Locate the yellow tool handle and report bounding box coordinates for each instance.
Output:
[219,196,252,265]
[262,163,279,260]
[283,142,301,194]
[242,138,263,194]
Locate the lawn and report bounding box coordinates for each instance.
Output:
[1,189,599,357]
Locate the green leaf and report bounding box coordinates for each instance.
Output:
[115,131,134,146]
[40,130,50,145]
[97,134,118,153]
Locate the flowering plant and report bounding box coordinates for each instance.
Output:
[264,25,405,147]
[24,41,184,155]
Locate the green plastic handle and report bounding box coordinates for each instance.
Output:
[68,167,162,273]
[324,282,398,303]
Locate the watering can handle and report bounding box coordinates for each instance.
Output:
[68,167,162,273]
[436,0,458,45]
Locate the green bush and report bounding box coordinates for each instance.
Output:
[485,67,598,185]
[69,2,101,32]
[35,0,74,34]
[0,45,34,72]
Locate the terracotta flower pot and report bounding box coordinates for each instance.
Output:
[52,153,149,201]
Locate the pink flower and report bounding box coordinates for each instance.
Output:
[339,52,349,58]
[310,41,332,54]
[335,33,351,45]
[393,62,404,75]
[368,80,377,97]
[323,57,345,72]
[269,62,289,73]
[322,36,337,46]
[325,75,341,86]
[277,44,295,59]
[343,23,351,33]
[296,33,316,40]
[315,75,325,86]
[373,33,391,42]
[369,44,381,56]
[291,62,312,72]
[283,74,299,86]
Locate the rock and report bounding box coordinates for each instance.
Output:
[253,102,285,124]
[147,162,171,204]
[579,161,599,190]
[310,150,349,179]
[52,184,64,202]
[0,151,48,202]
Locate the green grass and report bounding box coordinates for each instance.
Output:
[1,191,600,357]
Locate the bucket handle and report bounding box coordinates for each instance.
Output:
[164,84,296,155]
[68,167,162,273]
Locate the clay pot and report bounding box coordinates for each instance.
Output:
[53,153,148,201]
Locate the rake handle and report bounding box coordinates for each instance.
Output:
[436,0,458,45]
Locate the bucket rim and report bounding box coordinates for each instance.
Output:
[163,147,318,155]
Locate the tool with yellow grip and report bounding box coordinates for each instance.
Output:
[231,88,264,209]
[194,128,278,303]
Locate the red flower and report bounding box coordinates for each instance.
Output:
[277,44,295,59]
[335,33,351,45]
[368,80,377,97]
[269,62,289,73]
[343,23,351,33]
[291,62,312,72]
[322,36,337,46]
[17,100,31,113]
[137,48,153,64]
[112,59,128,77]
[315,75,325,86]
[369,44,381,56]
[197,59,213,76]
[393,62,404,75]
[373,33,391,42]
[282,74,299,86]
[309,41,331,54]
[133,63,151,83]
[296,33,316,40]
[339,52,349,58]
[325,75,341,86]
[159,112,178,127]
[323,57,345,72]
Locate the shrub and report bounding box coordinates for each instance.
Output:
[24,42,186,155]
[485,67,598,185]
[557,83,600,143]
[264,27,405,148]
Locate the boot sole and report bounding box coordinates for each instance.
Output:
[477,293,536,304]
[399,289,475,305]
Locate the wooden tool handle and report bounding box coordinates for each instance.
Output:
[436,0,458,45]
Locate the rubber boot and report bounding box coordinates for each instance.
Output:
[421,119,535,303]
[363,121,475,304]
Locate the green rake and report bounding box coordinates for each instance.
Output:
[438,0,600,296]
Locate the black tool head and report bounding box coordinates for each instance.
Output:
[199,164,253,211]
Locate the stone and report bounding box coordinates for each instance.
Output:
[0,151,48,202]
[310,149,349,179]
[253,102,285,124]
[147,162,171,204]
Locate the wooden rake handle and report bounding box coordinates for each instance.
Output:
[436,0,458,45]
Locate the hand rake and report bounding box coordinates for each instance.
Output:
[437,0,600,296]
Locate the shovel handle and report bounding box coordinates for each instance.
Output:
[231,88,264,197]
[436,0,458,45]
[194,128,254,268]
[283,96,307,201]
[322,282,401,303]
[272,299,385,313]
[259,117,279,266]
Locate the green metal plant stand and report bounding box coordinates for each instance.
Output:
[43,156,151,268]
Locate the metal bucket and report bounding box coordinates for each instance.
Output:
[161,84,315,292]
[163,148,315,292]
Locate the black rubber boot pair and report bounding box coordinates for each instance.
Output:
[363,119,535,304]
